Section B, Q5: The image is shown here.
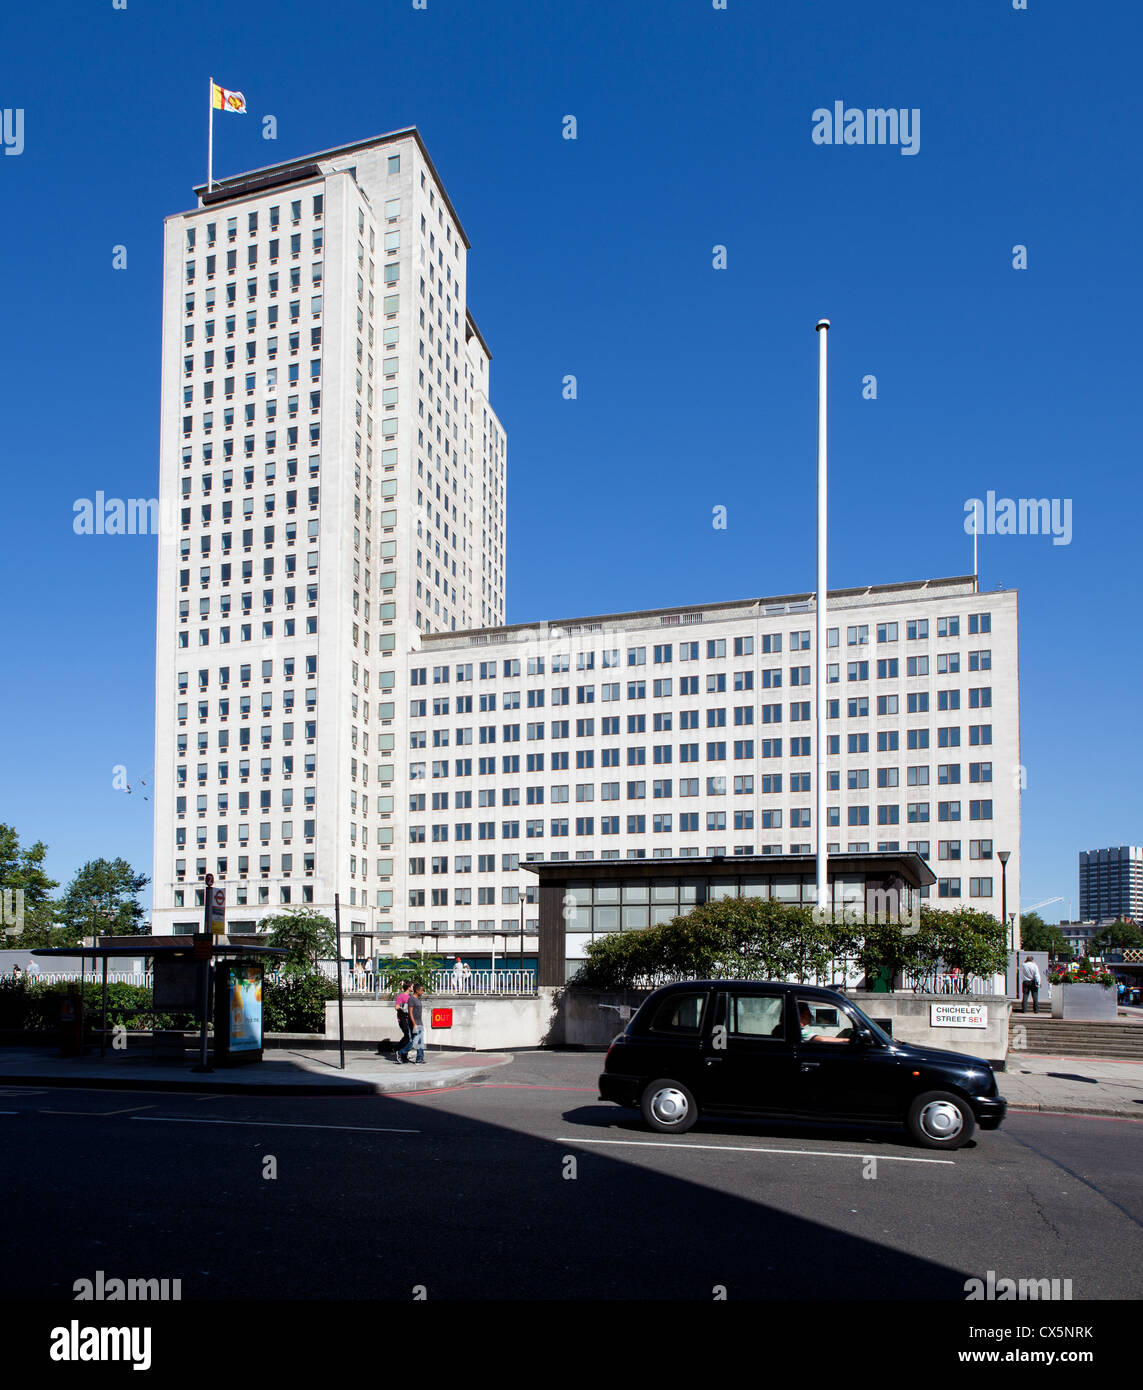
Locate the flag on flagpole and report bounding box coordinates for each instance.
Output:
[211,82,247,113]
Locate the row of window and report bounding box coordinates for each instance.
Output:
[406,727,993,769]
[411,685,992,720]
[403,801,996,840]
[406,764,992,804]
[411,617,996,684]
[409,677,994,703]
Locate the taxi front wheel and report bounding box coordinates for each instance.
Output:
[640,1078,698,1134]
[907,1090,975,1149]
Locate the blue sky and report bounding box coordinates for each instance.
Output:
[0,0,1139,922]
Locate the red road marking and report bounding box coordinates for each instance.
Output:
[1011,1110,1143,1124]
[477,1083,596,1092]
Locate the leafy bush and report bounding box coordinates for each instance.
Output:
[263,971,339,1033]
[0,978,192,1032]
[572,897,856,990]
[571,898,1007,992]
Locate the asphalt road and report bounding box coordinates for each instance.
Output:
[4,1051,1141,1302]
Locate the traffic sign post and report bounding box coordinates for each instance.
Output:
[209,886,226,935]
[192,875,216,1073]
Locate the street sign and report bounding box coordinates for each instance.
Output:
[930,1002,988,1029]
[431,1007,453,1029]
[209,886,226,935]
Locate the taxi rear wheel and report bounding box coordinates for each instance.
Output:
[907,1090,975,1149]
[640,1078,698,1134]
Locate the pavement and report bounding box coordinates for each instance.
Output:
[3,1039,1143,1116]
[999,1054,1143,1117]
[0,1044,513,1095]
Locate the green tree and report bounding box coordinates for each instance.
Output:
[377,952,443,994]
[0,824,60,948]
[1090,919,1143,953]
[1018,911,1069,957]
[854,920,912,986]
[0,824,58,908]
[907,906,1009,989]
[259,910,337,973]
[56,858,149,938]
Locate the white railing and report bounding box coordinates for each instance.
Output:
[15,970,155,988]
[900,969,1005,996]
[321,966,536,995]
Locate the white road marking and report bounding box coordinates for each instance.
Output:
[41,1105,155,1117]
[133,1116,419,1134]
[557,1136,954,1164]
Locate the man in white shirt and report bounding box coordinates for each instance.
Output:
[1019,955,1042,1014]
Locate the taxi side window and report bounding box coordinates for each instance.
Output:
[727,993,784,1039]
[648,992,707,1035]
[797,999,856,1043]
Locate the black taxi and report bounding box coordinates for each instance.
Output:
[598,980,1006,1149]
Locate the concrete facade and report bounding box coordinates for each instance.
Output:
[153,130,507,941]
[150,135,1021,972]
[324,987,1011,1062]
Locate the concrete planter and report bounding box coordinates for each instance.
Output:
[1051,982,1117,1021]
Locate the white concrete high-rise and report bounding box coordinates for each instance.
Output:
[153,129,506,936]
[152,131,1022,970]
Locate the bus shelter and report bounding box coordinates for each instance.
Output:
[32,936,287,1068]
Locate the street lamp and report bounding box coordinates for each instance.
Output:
[998,851,1013,993]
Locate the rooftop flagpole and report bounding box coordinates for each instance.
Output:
[207,76,214,192]
[815,319,830,920]
[973,498,980,592]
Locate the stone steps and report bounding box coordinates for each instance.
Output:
[1008,1017,1143,1059]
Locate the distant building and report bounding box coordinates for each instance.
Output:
[1057,921,1100,956]
[1078,847,1143,924]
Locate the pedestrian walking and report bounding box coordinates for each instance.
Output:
[1019,955,1042,1013]
[452,956,465,993]
[396,983,426,1064]
[391,979,412,1060]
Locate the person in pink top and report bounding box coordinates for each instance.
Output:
[393,980,412,1061]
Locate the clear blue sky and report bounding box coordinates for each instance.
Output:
[0,0,1139,923]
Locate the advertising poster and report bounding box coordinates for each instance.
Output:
[228,964,263,1053]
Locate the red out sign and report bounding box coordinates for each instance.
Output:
[431,1008,453,1029]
